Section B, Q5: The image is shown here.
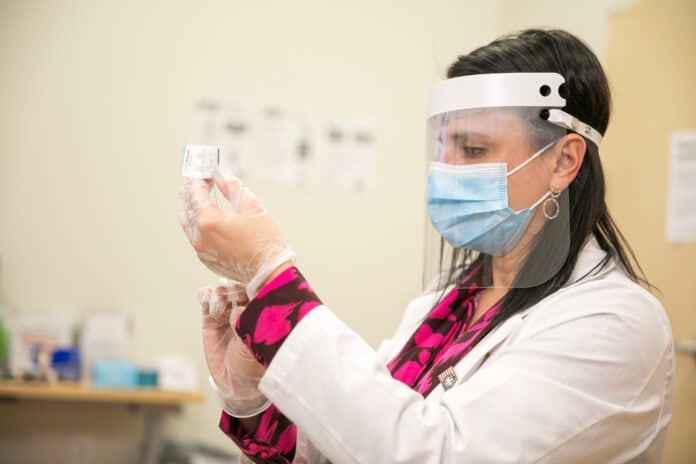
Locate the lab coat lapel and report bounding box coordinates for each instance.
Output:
[448,309,531,385]
[440,237,610,392]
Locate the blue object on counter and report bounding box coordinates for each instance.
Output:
[51,347,81,381]
[138,368,158,388]
[92,361,138,389]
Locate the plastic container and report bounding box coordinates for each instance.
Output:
[51,347,81,381]
[92,360,138,389]
[137,368,158,389]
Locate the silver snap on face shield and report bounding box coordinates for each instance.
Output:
[423,73,601,290]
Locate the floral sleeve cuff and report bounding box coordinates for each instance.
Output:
[220,405,297,463]
[236,267,322,368]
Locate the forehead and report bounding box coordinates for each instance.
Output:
[446,108,529,139]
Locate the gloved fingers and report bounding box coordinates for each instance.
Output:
[213,167,266,216]
[177,178,196,203]
[181,178,218,223]
[211,166,242,209]
[215,278,250,305]
[211,295,228,315]
[225,350,265,385]
[186,178,216,212]
[180,168,292,285]
[214,278,251,314]
[180,180,230,258]
[211,286,249,316]
[179,178,213,245]
[197,287,213,315]
[229,305,244,327]
[235,284,250,304]
[180,178,216,222]
[202,320,236,382]
[199,286,232,324]
[178,212,201,245]
[225,280,250,306]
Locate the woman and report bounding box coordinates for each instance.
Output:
[180,29,673,463]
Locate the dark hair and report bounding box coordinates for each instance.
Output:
[437,29,651,332]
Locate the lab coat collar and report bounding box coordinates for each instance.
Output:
[434,235,611,393]
[566,235,612,286]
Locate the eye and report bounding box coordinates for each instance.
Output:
[446,132,491,163]
[460,146,487,158]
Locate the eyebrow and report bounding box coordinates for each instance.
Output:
[447,131,495,143]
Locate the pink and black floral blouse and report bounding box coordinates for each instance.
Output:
[220,265,501,463]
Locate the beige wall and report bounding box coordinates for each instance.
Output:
[499,0,628,60]
[1,0,692,462]
[0,0,502,461]
[604,0,696,462]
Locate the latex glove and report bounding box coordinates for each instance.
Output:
[198,278,270,418]
[180,167,295,299]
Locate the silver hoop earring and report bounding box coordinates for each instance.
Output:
[543,187,561,220]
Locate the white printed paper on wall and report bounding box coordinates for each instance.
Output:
[666,130,696,243]
[190,101,252,179]
[324,117,378,192]
[257,109,314,187]
[217,105,253,179]
[189,102,379,192]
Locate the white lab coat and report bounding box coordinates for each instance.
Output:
[257,238,674,463]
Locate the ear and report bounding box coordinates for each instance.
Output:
[549,134,586,190]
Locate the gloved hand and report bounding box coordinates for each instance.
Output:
[198,278,270,418]
[180,167,295,299]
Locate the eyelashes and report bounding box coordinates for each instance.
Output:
[459,146,488,158]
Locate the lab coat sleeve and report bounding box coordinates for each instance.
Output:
[257,279,673,463]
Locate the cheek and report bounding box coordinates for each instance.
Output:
[507,167,551,210]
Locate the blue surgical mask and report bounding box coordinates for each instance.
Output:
[426,140,557,256]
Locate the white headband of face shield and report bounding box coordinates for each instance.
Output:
[426,73,603,146]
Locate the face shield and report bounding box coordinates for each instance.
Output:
[423,73,602,290]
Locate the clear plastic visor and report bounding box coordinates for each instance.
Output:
[423,106,570,292]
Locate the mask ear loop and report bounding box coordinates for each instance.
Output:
[507,138,560,177]
[506,138,563,214]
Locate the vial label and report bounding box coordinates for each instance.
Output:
[181,145,219,178]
